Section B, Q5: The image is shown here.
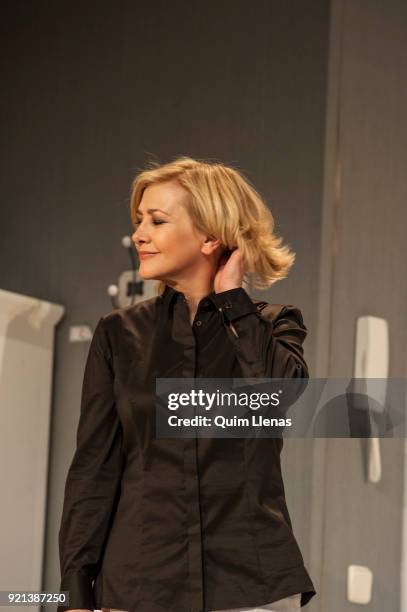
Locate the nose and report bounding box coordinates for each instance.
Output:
[132,224,150,248]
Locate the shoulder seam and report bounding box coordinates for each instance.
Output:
[255,302,287,322]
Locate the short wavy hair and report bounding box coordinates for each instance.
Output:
[129,156,296,296]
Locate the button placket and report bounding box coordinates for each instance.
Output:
[172,297,205,610]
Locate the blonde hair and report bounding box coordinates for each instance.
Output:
[129,156,296,296]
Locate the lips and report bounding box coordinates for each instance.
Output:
[139,252,158,259]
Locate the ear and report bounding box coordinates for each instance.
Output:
[201,235,223,255]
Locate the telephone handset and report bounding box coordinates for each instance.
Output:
[354,315,389,483]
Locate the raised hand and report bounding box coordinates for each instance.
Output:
[213,248,245,293]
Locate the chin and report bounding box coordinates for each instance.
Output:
[138,265,168,281]
[138,270,155,280]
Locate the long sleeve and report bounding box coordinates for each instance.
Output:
[58,317,125,612]
[211,287,309,379]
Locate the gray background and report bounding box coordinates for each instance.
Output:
[1,1,406,610]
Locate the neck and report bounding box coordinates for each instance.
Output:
[167,281,215,311]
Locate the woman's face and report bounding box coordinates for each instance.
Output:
[132,179,221,286]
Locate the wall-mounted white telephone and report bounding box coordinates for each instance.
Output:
[354,315,389,483]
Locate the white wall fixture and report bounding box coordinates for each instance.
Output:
[347,564,373,604]
[0,289,64,612]
[354,315,389,483]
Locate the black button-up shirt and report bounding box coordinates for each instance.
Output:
[58,285,316,612]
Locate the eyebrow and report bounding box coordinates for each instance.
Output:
[135,208,171,217]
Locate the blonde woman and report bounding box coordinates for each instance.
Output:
[58,157,316,612]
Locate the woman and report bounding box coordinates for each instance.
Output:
[58,157,316,612]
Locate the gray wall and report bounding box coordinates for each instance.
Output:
[314,0,407,610]
[1,0,330,607]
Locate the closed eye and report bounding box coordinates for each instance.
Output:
[134,219,166,227]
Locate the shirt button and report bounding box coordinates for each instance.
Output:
[195,320,202,326]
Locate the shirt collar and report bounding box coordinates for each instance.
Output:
[159,284,218,313]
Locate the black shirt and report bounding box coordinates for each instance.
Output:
[58,285,316,612]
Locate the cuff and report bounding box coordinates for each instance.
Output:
[211,287,258,322]
[57,571,95,612]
